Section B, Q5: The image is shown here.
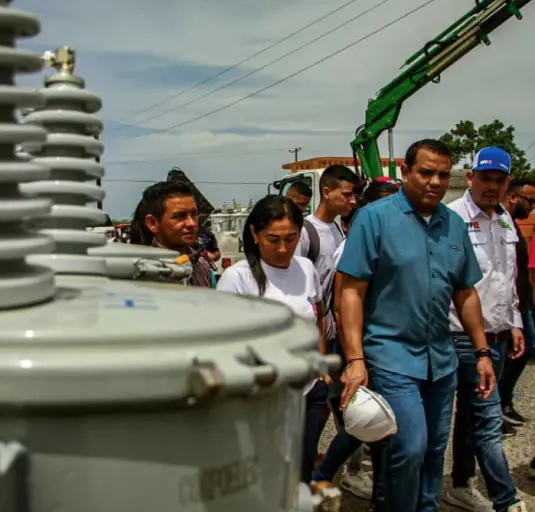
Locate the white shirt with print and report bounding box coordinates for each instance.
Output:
[217,256,323,394]
[295,215,344,340]
[447,190,522,333]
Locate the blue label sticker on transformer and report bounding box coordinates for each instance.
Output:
[102,293,158,310]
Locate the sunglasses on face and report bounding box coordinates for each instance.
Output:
[516,193,535,207]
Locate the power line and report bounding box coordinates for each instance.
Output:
[120,0,390,130]
[103,179,269,185]
[104,147,290,165]
[524,139,535,162]
[109,0,365,129]
[125,0,438,141]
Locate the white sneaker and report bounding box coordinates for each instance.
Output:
[444,477,493,512]
[340,469,373,500]
[508,500,527,512]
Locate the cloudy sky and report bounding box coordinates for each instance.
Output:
[18,0,535,219]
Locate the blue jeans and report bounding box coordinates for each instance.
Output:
[367,365,457,512]
[451,334,518,512]
[500,307,535,408]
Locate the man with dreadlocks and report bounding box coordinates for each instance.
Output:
[129,181,213,287]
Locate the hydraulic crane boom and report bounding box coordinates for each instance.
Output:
[351,0,533,180]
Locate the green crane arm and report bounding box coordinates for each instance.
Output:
[351,0,533,180]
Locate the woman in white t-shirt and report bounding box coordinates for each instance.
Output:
[217,194,325,347]
[217,194,327,484]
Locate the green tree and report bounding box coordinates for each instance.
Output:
[247,198,253,210]
[438,120,533,178]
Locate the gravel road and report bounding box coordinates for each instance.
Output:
[317,360,535,511]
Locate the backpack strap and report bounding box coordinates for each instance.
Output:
[303,219,320,264]
[328,239,346,319]
[333,220,344,239]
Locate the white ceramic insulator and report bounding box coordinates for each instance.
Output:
[21,51,108,275]
[0,1,55,308]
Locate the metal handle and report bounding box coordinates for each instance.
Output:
[188,351,342,404]
[188,363,278,402]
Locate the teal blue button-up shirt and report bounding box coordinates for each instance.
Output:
[338,189,483,381]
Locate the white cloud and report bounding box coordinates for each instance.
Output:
[16,0,535,218]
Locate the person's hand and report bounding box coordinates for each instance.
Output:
[340,360,368,410]
[509,328,525,360]
[476,357,495,399]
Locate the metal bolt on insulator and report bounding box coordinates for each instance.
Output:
[0,0,55,308]
[21,45,108,275]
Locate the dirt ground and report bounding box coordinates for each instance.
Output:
[318,360,535,511]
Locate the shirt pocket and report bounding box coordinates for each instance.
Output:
[468,231,489,273]
[501,228,518,270]
[446,241,464,276]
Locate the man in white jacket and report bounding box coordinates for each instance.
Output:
[445,147,526,512]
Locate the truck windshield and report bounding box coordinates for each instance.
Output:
[280,176,313,216]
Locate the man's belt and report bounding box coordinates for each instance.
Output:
[486,331,510,344]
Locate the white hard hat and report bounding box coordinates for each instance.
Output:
[343,386,397,443]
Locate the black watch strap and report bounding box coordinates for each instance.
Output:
[474,348,492,359]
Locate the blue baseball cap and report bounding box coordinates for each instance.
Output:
[472,146,511,174]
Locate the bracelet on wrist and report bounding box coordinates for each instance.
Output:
[345,357,365,368]
[474,347,492,360]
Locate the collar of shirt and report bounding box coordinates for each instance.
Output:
[462,190,507,224]
[151,237,167,250]
[151,237,191,256]
[397,187,448,222]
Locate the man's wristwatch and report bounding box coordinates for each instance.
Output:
[474,348,492,360]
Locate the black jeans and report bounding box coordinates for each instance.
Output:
[312,335,363,483]
[301,379,329,482]
[313,336,385,507]
[499,306,535,408]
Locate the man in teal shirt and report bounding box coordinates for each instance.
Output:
[337,139,495,511]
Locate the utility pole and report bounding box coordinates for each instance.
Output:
[289,146,301,163]
[95,133,103,210]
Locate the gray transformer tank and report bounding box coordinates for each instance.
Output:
[0,277,334,512]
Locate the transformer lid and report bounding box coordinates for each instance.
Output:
[0,275,320,408]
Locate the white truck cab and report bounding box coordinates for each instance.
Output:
[272,167,468,209]
[271,170,323,215]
